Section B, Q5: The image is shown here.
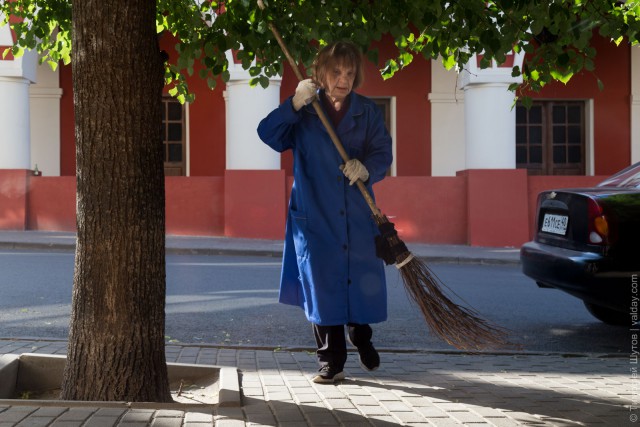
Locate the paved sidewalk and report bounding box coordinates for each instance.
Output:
[0,339,632,426]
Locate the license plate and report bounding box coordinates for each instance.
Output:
[541,213,568,235]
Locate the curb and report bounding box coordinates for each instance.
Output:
[0,241,521,265]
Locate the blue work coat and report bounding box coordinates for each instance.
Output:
[257,91,393,326]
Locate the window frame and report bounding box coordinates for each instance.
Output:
[516,100,586,176]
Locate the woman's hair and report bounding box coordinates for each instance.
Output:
[312,41,365,90]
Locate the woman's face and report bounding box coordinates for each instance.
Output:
[322,62,356,103]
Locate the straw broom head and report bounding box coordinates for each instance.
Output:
[376,216,517,351]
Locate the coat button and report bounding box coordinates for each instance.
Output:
[343,244,348,250]
[337,175,342,181]
[340,210,345,216]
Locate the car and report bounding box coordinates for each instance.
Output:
[520,162,640,326]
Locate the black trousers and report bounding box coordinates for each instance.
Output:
[313,323,373,371]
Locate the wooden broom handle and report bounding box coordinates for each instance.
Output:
[259,3,382,218]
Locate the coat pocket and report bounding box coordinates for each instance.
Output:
[289,209,309,260]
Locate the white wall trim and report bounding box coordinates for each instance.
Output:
[586,98,595,175]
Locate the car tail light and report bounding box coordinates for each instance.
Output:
[587,197,609,245]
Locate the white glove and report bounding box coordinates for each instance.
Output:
[341,159,369,185]
[292,79,318,111]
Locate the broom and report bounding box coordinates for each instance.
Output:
[257,0,515,351]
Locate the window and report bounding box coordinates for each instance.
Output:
[516,101,585,175]
[162,96,186,176]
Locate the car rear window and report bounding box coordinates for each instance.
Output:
[597,162,640,189]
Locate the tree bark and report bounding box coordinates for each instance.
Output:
[61,0,172,402]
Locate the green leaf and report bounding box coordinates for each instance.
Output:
[530,69,540,81]
[441,54,456,70]
[398,51,413,67]
[550,69,573,84]
[381,59,400,79]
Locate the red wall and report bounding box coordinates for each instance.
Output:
[24,176,227,235]
[224,170,286,239]
[9,172,614,247]
[27,176,76,231]
[375,177,466,244]
[530,33,631,175]
[166,177,225,235]
[458,169,530,247]
[0,170,29,230]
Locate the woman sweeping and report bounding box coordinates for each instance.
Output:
[257,41,393,384]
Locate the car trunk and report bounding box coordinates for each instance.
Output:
[534,188,640,268]
[534,190,602,253]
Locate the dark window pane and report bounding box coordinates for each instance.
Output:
[553,126,565,145]
[567,105,581,123]
[168,123,182,141]
[529,106,542,124]
[162,104,167,120]
[530,146,542,164]
[568,126,581,144]
[516,106,526,123]
[553,146,566,163]
[516,127,526,144]
[516,146,527,164]
[568,145,581,163]
[529,126,542,144]
[168,102,182,120]
[168,143,182,162]
[552,106,565,124]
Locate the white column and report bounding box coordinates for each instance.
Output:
[29,63,63,176]
[0,76,31,169]
[429,61,466,176]
[458,52,524,170]
[463,83,516,169]
[224,51,282,170]
[0,20,37,170]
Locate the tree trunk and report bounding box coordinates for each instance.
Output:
[61,0,171,402]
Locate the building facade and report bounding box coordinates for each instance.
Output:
[1,28,638,246]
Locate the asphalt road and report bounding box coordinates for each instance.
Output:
[0,249,629,354]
